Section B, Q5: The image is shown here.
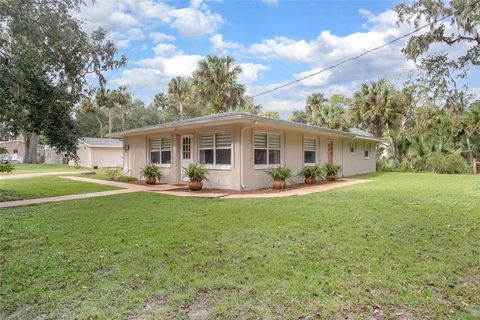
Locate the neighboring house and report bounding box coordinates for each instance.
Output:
[0,140,45,163]
[108,112,383,190]
[44,145,68,165]
[69,138,123,168]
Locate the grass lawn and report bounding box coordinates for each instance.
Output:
[0,176,119,202]
[9,163,87,174]
[0,173,479,319]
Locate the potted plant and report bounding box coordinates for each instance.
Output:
[265,166,292,189]
[324,163,341,181]
[297,165,325,184]
[183,163,208,191]
[140,165,163,184]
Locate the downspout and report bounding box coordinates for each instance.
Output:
[240,121,258,190]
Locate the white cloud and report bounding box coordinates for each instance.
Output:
[238,63,271,83]
[210,34,243,54]
[149,32,176,43]
[153,43,181,56]
[169,2,223,37]
[78,0,224,48]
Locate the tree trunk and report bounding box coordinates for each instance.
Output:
[95,115,104,137]
[108,108,113,134]
[179,101,183,120]
[22,131,38,163]
[466,137,473,163]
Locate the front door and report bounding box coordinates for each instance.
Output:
[327,141,334,164]
[180,135,193,181]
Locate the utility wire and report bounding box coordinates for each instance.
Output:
[252,0,480,98]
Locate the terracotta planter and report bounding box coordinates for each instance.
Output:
[272,180,285,190]
[145,177,156,184]
[326,174,336,181]
[188,181,203,191]
[304,177,317,184]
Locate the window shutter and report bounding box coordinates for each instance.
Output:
[161,138,171,150]
[268,134,281,149]
[304,138,315,151]
[254,133,267,149]
[150,139,161,151]
[199,134,214,149]
[215,133,232,148]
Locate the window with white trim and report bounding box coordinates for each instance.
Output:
[350,141,356,154]
[150,138,171,165]
[199,133,232,167]
[364,142,370,159]
[304,137,316,164]
[254,132,281,166]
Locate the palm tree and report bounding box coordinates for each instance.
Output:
[350,79,404,165]
[168,76,191,120]
[305,93,327,118]
[192,55,246,113]
[313,105,347,130]
[95,89,116,134]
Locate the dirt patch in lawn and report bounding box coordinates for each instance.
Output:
[169,180,343,195]
[186,290,211,320]
[126,296,167,320]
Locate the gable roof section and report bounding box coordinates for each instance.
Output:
[106,112,385,142]
[79,137,123,148]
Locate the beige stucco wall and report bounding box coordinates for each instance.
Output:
[0,141,45,163]
[122,122,377,190]
[70,146,123,168]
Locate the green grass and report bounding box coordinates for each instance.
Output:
[9,163,87,174]
[0,173,479,319]
[0,176,119,202]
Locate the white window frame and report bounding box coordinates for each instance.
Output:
[253,132,282,169]
[364,142,370,159]
[350,140,357,155]
[303,136,316,165]
[198,132,232,170]
[149,137,172,168]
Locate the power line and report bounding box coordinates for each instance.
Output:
[252,0,480,98]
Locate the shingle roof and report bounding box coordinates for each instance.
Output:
[106,112,385,142]
[348,128,374,138]
[79,137,123,148]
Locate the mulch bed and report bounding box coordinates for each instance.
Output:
[168,179,343,194]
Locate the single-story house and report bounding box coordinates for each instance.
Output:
[108,112,384,190]
[44,145,68,165]
[69,138,123,168]
[0,140,45,163]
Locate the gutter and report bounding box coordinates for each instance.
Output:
[240,121,258,190]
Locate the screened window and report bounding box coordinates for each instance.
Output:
[304,137,316,164]
[254,133,281,166]
[364,143,370,159]
[199,133,232,167]
[150,138,171,165]
[350,141,356,154]
[13,149,18,154]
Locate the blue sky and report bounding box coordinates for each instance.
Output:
[79,0,479,117]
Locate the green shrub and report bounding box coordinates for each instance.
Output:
[0,163,14,174]
[106,168,122,180]
[399,159,412,172]
[323,163,341,176]
[140,165,163,180]
[297,165,326,180]
[183,163,208,182]
[118,176,138,183]
[426,153,470,174]
[265,166,293,182]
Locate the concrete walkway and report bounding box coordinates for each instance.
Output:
[0,171,93,180]
[0,176,370,208]
[222,179,370,199]
[0,189,137,209]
